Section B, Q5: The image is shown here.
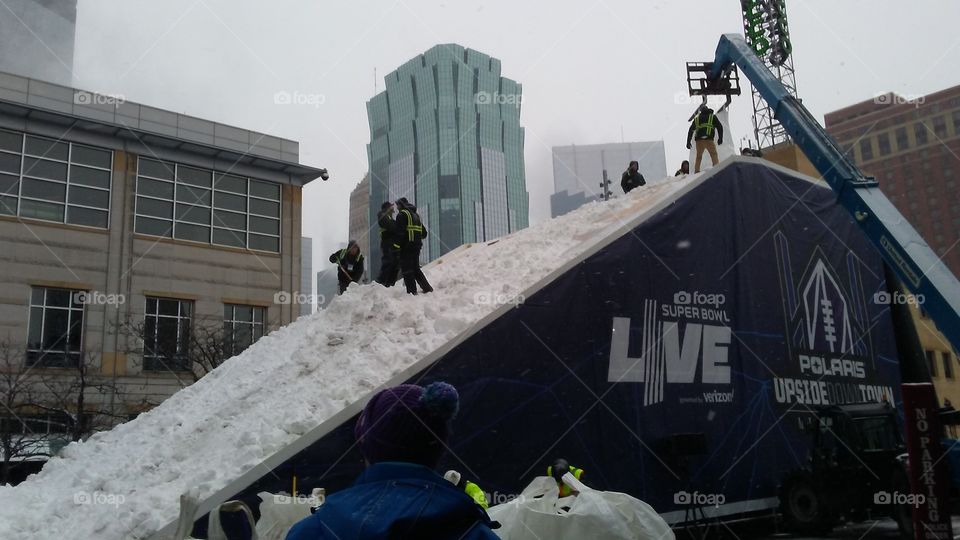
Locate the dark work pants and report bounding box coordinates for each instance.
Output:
[399,247,432,294]
[376,248,400,287]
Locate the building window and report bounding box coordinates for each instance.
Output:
[27,287,84,367]
[933,116,948,139]
[894,127,908,151]
[859,138,874,161]
[952,110,960,135]
[914,122,929,146]
[841,144,854,160]
[927,350,939,377]
[0,130,112,227]
[0,413,70,438]
[135,158,282,252]
[943,352,954,380]
[143,297,192,371]
[877,133,891,156]
[223,304,266,356]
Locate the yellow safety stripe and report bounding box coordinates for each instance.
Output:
[401,209,423,241]
[695,114,715,137]
[338,249,362,263]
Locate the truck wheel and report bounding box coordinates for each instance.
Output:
[780,474,837,535]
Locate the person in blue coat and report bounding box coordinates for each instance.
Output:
[286,382,498,540]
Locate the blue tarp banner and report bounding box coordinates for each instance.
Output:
[237,162,902,519]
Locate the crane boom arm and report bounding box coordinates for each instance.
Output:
[709,33,960,352]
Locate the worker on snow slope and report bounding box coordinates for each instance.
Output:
[285,382,498,539]
[395,197,433,295]
[329,240,364,295]
[675,160,690,176]
[620,160,646,194]
[375,201,401,287]
[444,469,490,510]
[686,106,724,173]
[547,458,585,498]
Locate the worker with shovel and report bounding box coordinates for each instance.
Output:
[329,240,365,294]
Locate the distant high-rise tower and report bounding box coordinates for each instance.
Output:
[348,174,371,275]
[366,44,528,275]
[0,0,77,86]
[551,141,667,217]
[300,237,313,316]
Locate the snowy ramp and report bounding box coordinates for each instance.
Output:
[0,161,710,539]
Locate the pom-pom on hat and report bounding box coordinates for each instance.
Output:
[355,382,460,467]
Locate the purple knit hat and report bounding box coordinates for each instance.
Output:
[355,382,460,467]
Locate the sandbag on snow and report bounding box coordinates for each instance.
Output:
[488,475,673,540]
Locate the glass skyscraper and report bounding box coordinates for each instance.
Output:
[366,44,528,273]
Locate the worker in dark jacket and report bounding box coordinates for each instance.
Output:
[547,458,585,498]
[687,107,724,173]
[395,197,433,295]
[285,382,498,540]
[620,160,646,194]
[375,201,401,287]
[329,240,364,295]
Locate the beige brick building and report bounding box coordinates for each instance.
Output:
[0,71,326,476]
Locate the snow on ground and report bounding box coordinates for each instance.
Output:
[0,172,702,539]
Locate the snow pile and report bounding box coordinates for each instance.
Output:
[0,173,701,539]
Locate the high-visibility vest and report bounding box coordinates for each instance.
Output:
[378,227,400,249]
[336,249,363,267]
[695,114,715,137]
[400,209,424,242]
[463,481,489,509]
[546,465,584,498]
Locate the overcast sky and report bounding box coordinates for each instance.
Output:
[69,0,960,279]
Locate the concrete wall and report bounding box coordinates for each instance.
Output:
[0,0,76,87]
[760,143,821,179]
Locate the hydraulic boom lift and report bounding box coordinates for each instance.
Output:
[690,34,960,353]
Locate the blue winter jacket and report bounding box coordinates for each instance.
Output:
[285,462,499,540]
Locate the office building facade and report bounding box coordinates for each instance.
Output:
[825,86,960,277]
[825,86,960,417]
[0,71,324,469]
[366,44,528,274]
